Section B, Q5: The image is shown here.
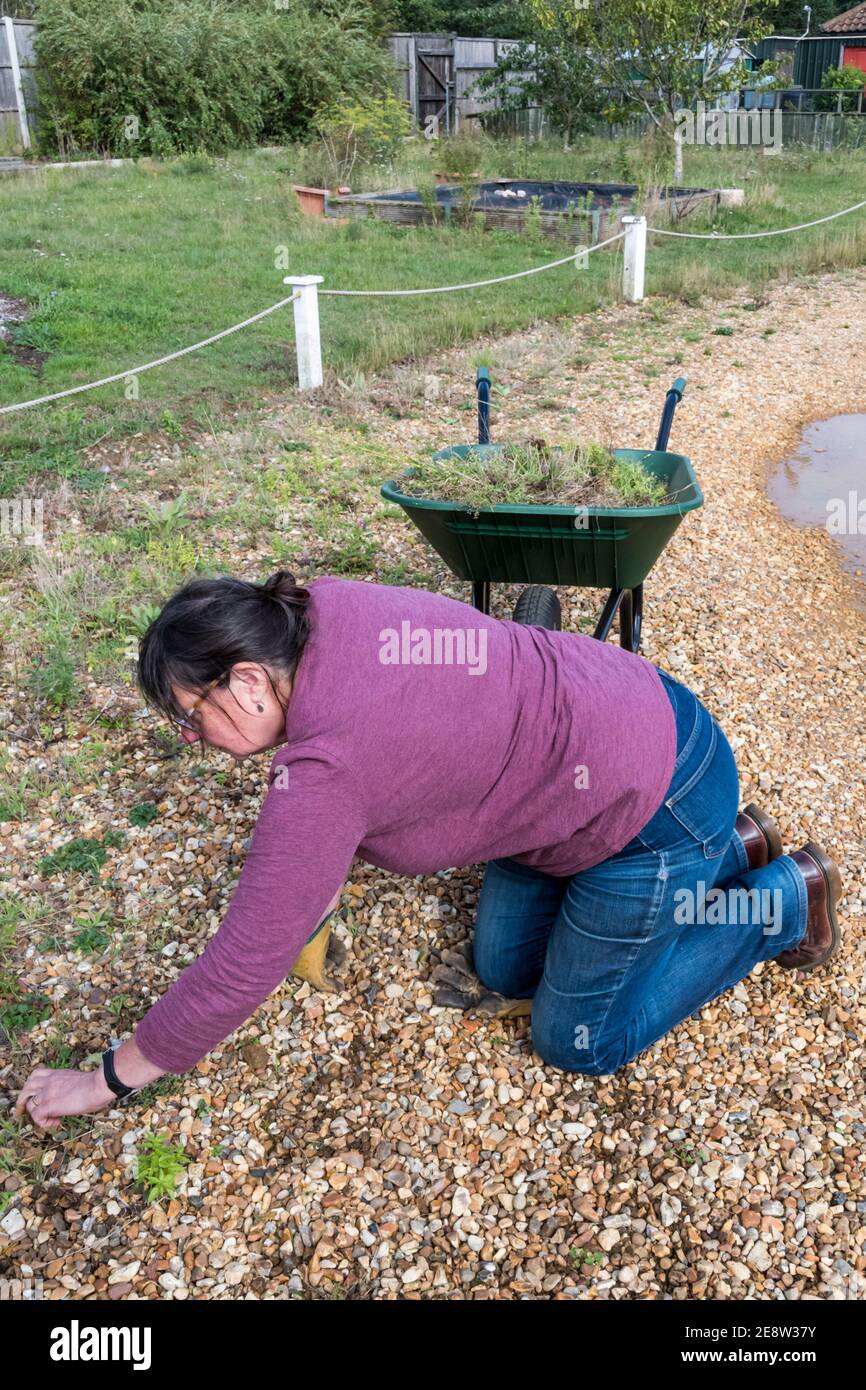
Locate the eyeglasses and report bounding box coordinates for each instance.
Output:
[174,674,224,732]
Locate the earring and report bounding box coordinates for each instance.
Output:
[256,703,264,713]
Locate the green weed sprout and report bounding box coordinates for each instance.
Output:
[136,1134,189,1203]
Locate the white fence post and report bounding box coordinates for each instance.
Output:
[283,275,324,390]
[4,16,31,149]
[621,215,647,304]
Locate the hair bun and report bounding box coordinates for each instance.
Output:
[261,571,310,611]
[263,570,296,596]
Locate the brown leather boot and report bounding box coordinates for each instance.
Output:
[773,842,843,972]
[736,803,783,871]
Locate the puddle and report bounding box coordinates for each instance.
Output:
[0,291,47,373]
[767,415,866,582]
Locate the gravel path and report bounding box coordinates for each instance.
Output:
[1,265,864,1300]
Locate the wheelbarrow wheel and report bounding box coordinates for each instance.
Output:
[512,585,561,631]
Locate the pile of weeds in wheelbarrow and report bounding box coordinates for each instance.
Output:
[402,439,669,511]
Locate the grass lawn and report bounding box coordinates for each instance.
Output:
[0,149,617,491]
[2,139,866,492]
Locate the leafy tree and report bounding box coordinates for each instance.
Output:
[477,17,603,139]
[393,0,534,36]
[529,0,779,180]
[760,1,852,32]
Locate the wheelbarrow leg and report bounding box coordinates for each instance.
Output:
[619,589,634,650]
[471,581,491,614]
[593,585,643,652]
[593,586,624,643]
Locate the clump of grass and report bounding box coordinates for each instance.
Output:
[322,521,378,575]
[398,440,668,511]
[609,455,669,504]
[39,836,108,880]
[0,776,28,823]
[29,633,77,711]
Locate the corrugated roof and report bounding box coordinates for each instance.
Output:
[822,3,866,33]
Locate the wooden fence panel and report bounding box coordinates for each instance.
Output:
[0,15,36,149]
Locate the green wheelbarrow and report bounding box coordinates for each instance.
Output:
[380,369,703,652]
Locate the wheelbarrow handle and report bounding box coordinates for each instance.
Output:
[655,377,687,453]
[477,366,491,446]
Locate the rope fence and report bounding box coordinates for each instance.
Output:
[318,231,627,297]
[0,292,302,417]
[1,193,865,412]
[647,195,866,241]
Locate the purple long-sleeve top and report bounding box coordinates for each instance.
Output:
[135,576,677,1072]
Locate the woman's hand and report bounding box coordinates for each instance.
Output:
[15,1064,116,1133]
[15,1037,167,1131]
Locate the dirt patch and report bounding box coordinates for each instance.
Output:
[0,292,48,374]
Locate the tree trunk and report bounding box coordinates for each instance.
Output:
[673,130,684,182]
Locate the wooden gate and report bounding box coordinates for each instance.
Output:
[390,32,538,135]
[416,46,454,135]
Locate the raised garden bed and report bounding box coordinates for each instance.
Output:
[329,179,739,245]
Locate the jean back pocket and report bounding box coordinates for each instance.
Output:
[637,681,739,859]
[663,708,739,858]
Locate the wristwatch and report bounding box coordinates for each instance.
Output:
[101,1045,139,1100]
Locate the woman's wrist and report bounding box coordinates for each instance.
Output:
[89,1036,168,1104]
[115,1036,168,1088]
[88,1062,117,1107]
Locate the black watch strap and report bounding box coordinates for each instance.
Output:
[102,1046,136,1099]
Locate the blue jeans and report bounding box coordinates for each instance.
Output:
[472,668,808,1076]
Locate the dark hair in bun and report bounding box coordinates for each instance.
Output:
[137,571,311,723]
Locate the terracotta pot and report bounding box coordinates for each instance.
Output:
[292,185,328,216]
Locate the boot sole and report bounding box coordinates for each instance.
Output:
[794,841,843,972]
[742,802,784,861]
